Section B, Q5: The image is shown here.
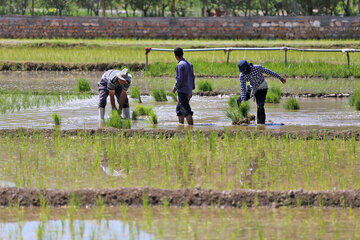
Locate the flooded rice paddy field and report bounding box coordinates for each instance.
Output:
[0,95,359,131]
[0,71,359,131]
[0,207,359,239]
[0,70,359,239]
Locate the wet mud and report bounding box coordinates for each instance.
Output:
[0,128,359,140]
[0,61,144,71]
[1,187,360,208]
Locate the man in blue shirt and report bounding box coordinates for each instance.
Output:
[237,60,286,124]
[172,47,195,125]
[98,68,132,127]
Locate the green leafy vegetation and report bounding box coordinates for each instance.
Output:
[285,97,300,110]
[349,90,360,110]
[106,110,131,129]
[197,80,213,92]
[132,105,158,124]
[51,113,61,126]
[76,78,91,93]
[0,91,90,114]
[266,87,282,103]
[130,86,142,103]
[151,88,167,102]
[0,131,358,190]
[226,97,251,124]
[168,91,177,102]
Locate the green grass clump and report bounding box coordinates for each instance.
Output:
[284,97,300,110]
[349,90,360,110]
[168,91,178,102]
[77,78,91,93]
[51,113,61,126]
[266,87,282,103]
[228,95,238,108]
[130,86,142,103]
[226,100,250,124]
[152,88,167,102]
[149,112,158,124]
[106,110,131,129]
[132,105,158,124]
[197,80,213,92]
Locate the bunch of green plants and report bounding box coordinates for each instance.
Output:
[132,105,158,124]
[105,110,131,129]
[130,86,142,103]
[349,90,360,110]
[51,113,61,126]
[0,91,90,114]
[77,78,91,93]
[151,88,167,102]
[226,96,251,124]
[284,97,300,110]
[168,91,178,101]
[197,80,214,92]
[146,61,360,78]
[266,87,282,103]
[1,130,359,191]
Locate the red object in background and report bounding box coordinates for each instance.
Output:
[145,47,152,54]
[214,9,220,17]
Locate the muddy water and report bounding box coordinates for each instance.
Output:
[0,95,359,131]
[0,71,359,130]
[0,207,359,239]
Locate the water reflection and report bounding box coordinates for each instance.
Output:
[0,220,154,240]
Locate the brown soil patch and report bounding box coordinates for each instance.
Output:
[0,128,359,140]
[0,61,144,71]
[1,187,360,208]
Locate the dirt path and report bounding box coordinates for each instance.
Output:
[0,128,359,140]
[1,187,359,208]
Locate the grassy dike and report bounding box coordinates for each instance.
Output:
[0,39,360,78]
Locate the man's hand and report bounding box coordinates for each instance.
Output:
[172,88,177,94]
[280,77,286,84]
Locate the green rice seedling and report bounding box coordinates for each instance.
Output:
[226,101,250,124]
[197,80,213,92]
[152,88,167,101]
[130,86,142,103]
[149,111,158,124]
[106,110,131,129]
[266,87,282,103]
[228,95,238,108]
[134,105,153,116]
[168,91,178,102]
[284,97,300,110]
[349,90,360,110]
[77,78,91,92]
[51,113,61,125]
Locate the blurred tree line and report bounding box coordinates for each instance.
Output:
[0,0,359,17]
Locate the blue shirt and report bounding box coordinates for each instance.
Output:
[174,58,195,95]
[240,65,282,101]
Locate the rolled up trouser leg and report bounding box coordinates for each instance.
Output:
[121,107,130,119]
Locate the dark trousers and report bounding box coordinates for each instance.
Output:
[176,92,193,117]
[255,89,267,124]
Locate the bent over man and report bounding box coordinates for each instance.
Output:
[98,68,132,126]
[237,60,286,124]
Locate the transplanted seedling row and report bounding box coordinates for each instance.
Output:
[0,131,358,191]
